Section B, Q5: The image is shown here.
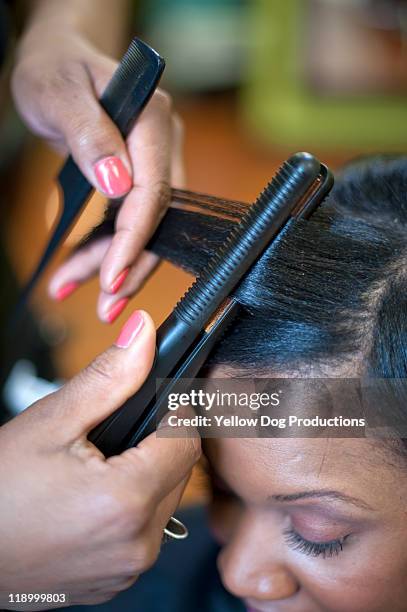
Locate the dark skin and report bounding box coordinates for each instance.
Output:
[0,313,200,608]
[12,0,184,322]
[205,437,407,612]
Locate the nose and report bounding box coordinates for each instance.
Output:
[217,513,299,601]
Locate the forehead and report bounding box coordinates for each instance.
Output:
[205,437,405,507]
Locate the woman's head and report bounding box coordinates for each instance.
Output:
[151,155,407,611]
[93,154,407,610]
[151,154,407,380]
[204,435,407,612]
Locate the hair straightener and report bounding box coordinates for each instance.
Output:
[15,38,165,317]
[89,152,334,457]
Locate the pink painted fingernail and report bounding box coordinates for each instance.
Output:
[105,297,129,324]
[115,310,144,348]
[55,281,79,301]
[94,156,132,198]
[110,267,130,294]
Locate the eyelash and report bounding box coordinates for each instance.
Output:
[208,472,351,559]
[284,528,349,559]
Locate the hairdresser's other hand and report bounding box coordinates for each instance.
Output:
[12,28,185,322]
[0,310,200,610]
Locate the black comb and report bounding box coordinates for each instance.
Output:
[15,38,165,317]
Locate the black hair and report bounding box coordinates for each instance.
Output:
[88,155,407,452]
[147,156,407,379]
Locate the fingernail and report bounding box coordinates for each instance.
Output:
[55,281,79,301]
[94,156,132,198]
[115,310,144,348]
[105,297,129,324]
[110,267,130,294]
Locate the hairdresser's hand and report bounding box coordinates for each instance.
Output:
[12,28,185,322]
[0,310,200,610]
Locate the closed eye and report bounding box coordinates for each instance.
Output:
[284,528,350,559]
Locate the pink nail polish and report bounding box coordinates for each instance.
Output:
[94,156,132,198]
[106,297,129,324]
[115,310,144,348]
[55,281,79,301]
[110,267,130,294]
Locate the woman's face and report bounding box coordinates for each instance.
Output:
[205,437,407,612]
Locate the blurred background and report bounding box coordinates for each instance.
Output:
[1,0,407,503]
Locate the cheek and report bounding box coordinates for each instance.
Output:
[208,497,244,546]
[212,515,407,612]
[294,551,407,612]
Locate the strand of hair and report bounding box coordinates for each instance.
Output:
[169,188,248,221]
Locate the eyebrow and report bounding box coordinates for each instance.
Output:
[204,461,375,513]
[270,490,374,511]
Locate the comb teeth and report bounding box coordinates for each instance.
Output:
[175,153,320,327]
[98,38,165,138]
[103,39,162,100]
[108,40,151,89]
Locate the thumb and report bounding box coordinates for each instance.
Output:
[54,310,156,438]
[51,61,132,199]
